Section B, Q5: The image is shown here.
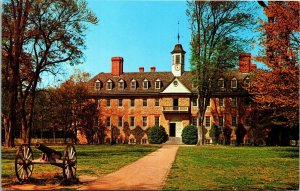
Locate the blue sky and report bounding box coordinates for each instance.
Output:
[50,1,265,85]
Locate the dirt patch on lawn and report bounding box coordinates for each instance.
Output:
[2,174,98,190]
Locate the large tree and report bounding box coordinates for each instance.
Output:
[187,1,254,145]
[2,0,98,146]
[2,0,31,147]
[252,1,299,126]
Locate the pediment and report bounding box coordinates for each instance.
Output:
[162,78,191,93]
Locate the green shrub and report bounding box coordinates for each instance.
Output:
[209,124,221,144]
[148,125,168,144]
[182,125,198,145]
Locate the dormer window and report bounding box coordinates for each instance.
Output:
[106,79,112,90]
[118,79,124,90]
[244,77,250,88]
[131,79,136,89]
[155,79,161,89]
[143,79,149,89]
[95,80,101,90]
[218,78,224,88]
[231,78,237,89]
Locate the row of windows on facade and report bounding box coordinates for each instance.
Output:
[99,116,160,128]
[94,77,251,91]
[98,97,245,108]
[95,79,162,90]
[192,116,237,127]
[217,77,250,89]
[100,115,237,128]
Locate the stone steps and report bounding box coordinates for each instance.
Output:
[164,137,184,145]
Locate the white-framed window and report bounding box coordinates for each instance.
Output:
[106,99,111,107]
[231,78,237,89]
[218,78,224,88]
[155,79,161,89]
[131,79,136,89]
[155,116,160,126]
[219,116,224,127]
[219,98,224,107]
[232,116,237,127]
[143,79,149,89]
[95,80,101,90]
[143,98,147,107]
[118,99,123,107]
[130,99,135,107]
[205,116,210,127]
[155,98,160,107]
[118,116,123,127]
[106,79,113,90]
[231,97,237,107]
[142,116,147,127]
[106,116,111,127]
[118,79,124,90]
[130,116,135,127]
[192,98,197,107]
[244,76,250,88]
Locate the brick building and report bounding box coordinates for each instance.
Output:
[86,42,256,144]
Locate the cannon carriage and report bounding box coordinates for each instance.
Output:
[15,143,77,183]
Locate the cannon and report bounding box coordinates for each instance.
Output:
[15,143,77,183]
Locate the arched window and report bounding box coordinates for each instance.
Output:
[244,76,250,88]
[218,78,224,88]
[143,79,149,89]
[118,79,124,90]
[231,78,237,89]
[106,79,113,90]
[131,79,136,89]
[155,79,161,89]
[95,80,101,90]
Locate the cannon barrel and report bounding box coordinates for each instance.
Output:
[35,143,62,159]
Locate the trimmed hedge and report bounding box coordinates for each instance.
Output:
[182,125,198,145]
[148,125,168,144]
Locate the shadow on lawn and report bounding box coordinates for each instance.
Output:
[272,147,299,159]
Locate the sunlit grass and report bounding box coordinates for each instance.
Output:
[164,146,299,191]
[1,144,159,186]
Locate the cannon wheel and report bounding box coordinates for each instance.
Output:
[15,144,34,183]
[62,144,77,180]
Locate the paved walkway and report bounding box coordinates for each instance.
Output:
[79,145,179,190]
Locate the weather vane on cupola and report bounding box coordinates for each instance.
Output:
[177,21,180,44]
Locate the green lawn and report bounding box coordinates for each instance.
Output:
[164,146,299,191]
[1,144,159,186]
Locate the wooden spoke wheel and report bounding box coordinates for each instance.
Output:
[15,144,34,183]
[63,144,77,180]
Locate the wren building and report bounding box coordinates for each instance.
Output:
[85,42,256,144]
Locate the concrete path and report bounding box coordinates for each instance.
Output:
[79,145,179,190]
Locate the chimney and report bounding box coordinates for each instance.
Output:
[238,53,251,73]
[150,67,156,72]
[139,67,144,73]
[111,57,123,76]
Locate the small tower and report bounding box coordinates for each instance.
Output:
[171,22,186,77]
[171,44,186,77]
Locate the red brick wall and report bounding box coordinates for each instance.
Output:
[111,57,123,76]
[238,53,257,73]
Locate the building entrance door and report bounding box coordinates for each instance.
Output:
[169,123,176,137]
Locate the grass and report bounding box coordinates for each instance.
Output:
[164,146,299,191]
[1,144,159,186]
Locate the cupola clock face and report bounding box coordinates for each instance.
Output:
[175,65,180,71]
